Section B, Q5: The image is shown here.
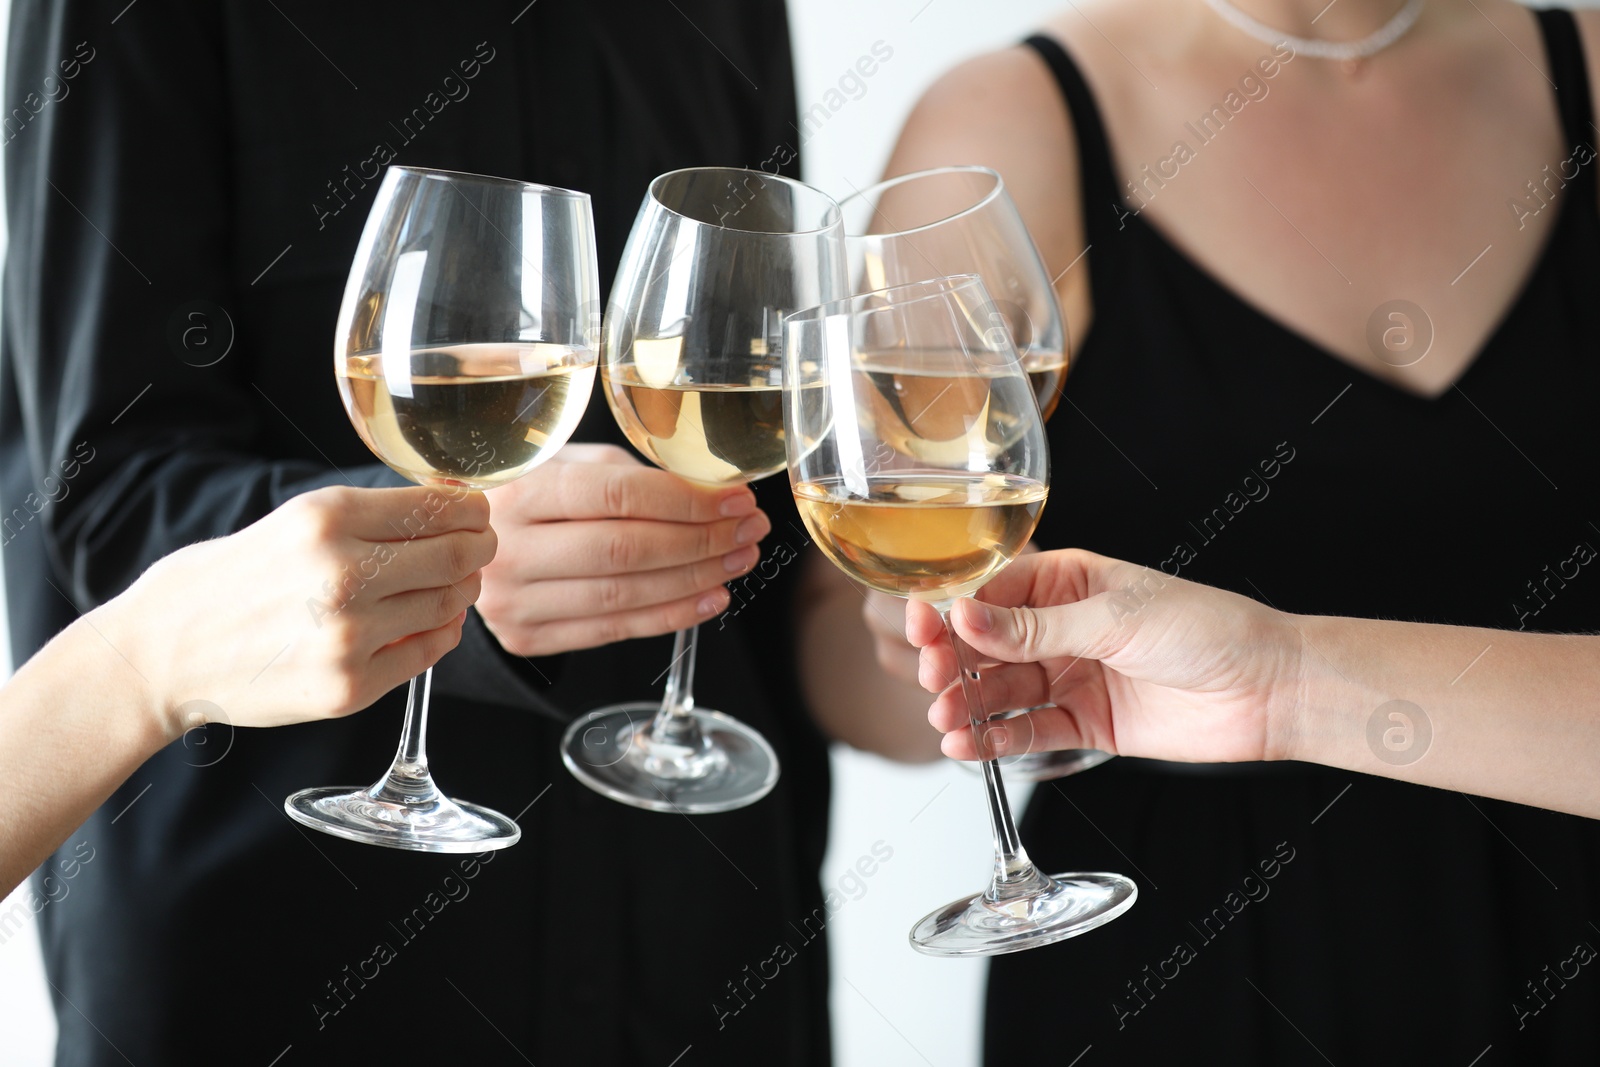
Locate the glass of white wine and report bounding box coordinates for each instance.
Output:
[841,165,1109,785]
[285,166,599,852]
[839,166,1068,420]
[559,167,846,814]
[782,274,1136,955]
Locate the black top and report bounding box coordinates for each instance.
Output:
[1001,11,1600,1064]
[2,3,830,1064]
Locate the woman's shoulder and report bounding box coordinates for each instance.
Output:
[890,42,1078,258]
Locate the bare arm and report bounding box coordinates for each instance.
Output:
[0,487,494,894]
[879,44,1090,349]
[908,549,1600,819]
[1288,615,1600,819]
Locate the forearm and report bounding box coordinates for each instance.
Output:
[798,562,943,762]
[1285,615,1600,818]
[0,614,171,894]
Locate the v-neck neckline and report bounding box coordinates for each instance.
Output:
[1110,184,1578,403]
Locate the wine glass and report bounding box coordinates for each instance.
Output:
[559,167,846,814]
[285,165,599,852]
[782,274,1136,955]
[840,165,1106,784]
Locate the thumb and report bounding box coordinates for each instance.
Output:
[950,594,1122,665]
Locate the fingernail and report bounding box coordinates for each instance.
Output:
[964,600,994,633]
[719,491,757,518]
[734,512,768,545]
[723,545,759,573]
[698,590,728,617]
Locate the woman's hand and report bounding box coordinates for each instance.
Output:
[905,549,1302,764]
[97,484,498,738]
[477,443,769,656]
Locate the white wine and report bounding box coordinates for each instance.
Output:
[604,361,822,485]
[1023,350,1068,422]
[339,342,595,490]
[855,357,1037,467]
[793,472,1047,603]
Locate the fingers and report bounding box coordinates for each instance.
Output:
[482,587,730,657]
[372,571,484,644]
[481,545,759,624]
[360,616,468,709]
[492,454,756,524]
[925,661,1054,730]
[939,705,1091,762]
[361,527,498,596]
[492,510,770,580]
[297,484,492,542]
[949,594,1123,668]
[959,547,1119,611]
[904,600,946,649]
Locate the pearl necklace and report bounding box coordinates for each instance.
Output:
[1202,0,1426,61]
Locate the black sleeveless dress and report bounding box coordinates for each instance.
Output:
[1002,10,1600,1064]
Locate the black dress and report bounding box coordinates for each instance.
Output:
[999,10,1600,1064]
[2,3,830,1064]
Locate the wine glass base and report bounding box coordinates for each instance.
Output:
[909,871,1137,957]
[560,702,779,814]
[284,785,522,853]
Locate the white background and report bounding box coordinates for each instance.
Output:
[0,2,1061,1064]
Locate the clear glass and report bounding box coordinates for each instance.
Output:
[286,166,600,852]
[843,166,1110,784]
[560,167,847,814]
[783,275,1136,955]
[840,165,1069,420]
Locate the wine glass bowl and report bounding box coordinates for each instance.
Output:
[560,167,846,814]
[783,274,1135,955]
[839,166,1068,421]
[286,166,599,852]
[843,166,1113,783]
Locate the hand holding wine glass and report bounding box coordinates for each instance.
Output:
[907,550,1283,765]
[783,274,1135,956]
[560,167,845,814]
[286,166,599,852]
[475,442,768,657]
[840,165,1109,781]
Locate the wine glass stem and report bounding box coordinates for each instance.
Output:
[369,668,441,805]
[940,604,1049,900]
[649,625,701,745]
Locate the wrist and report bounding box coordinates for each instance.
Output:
[1271,612,1389,771]
[81,599,188,751]
[1261,608,1311,763]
